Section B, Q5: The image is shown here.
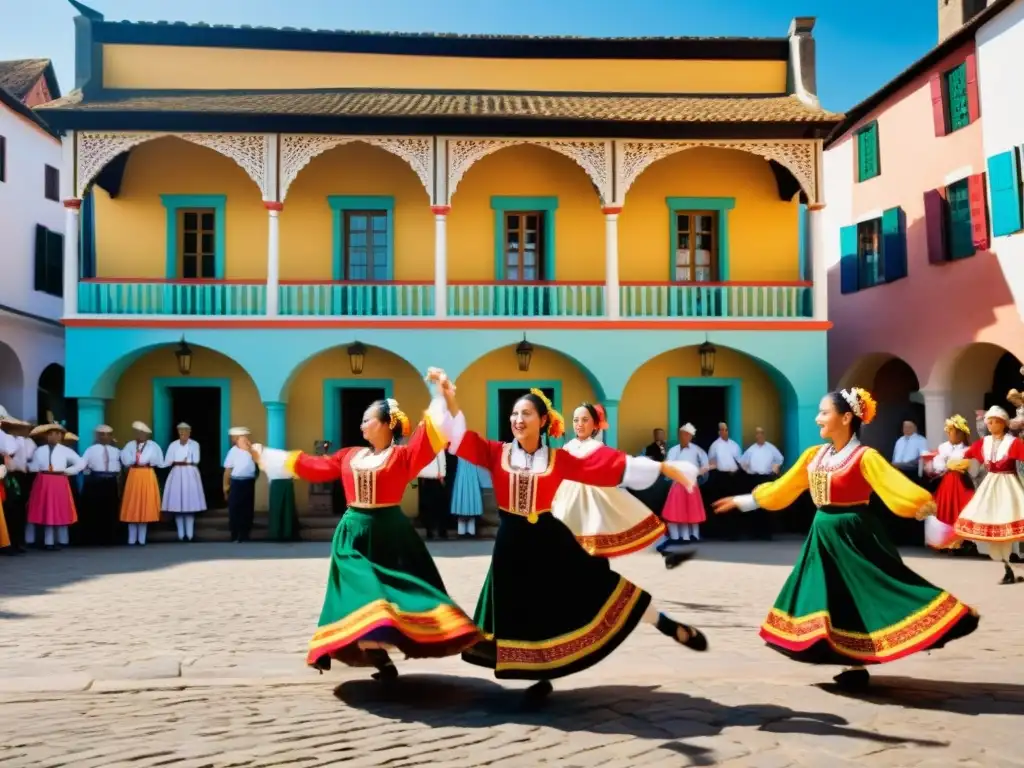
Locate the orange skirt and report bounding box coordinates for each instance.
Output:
[120,467,162,523]
[0,496,9,549]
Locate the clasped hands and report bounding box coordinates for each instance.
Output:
[945,458,970,473]
[425,367,456,396]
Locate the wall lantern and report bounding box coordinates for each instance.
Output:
[516,335,534,372]
[175,336,193,376]
[698,336,716,378]
[348,341,367,376]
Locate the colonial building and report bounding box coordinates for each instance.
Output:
[823,0,1024,452]
[0,59,67,426]
[40,2,838,522]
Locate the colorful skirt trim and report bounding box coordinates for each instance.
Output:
[954,472,1024,542]
[552,480,666,558]
[575,514,665,558]
[120,467,162,523]
[26,474,78,527]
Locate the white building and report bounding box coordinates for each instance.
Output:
[0,60,66,424]
[977,0,1024,321]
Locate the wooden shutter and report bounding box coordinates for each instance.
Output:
[987,150,1023,237]
[929,74,948,137]
[881,207,907,282]
[839,225,859,294]
[33,225,47,291]
[965,52,981,123]
[924,189,949,264]
[967,172,990,250]
[46,230,64,296]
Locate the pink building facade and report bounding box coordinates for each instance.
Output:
[823,3,1024,452]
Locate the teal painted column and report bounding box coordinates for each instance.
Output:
[792,403,822,461]
[603,399,619,449]
[265,401,287,449]
[77,397,106,448]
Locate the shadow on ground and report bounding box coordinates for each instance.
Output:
[334,674,947,764]
[818,676,1024,716]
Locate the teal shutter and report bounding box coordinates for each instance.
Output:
[856,123,880,182]
[987,150,1023,237]
[945,63,970,132]
[946,179,975,259]
[839,224,859,295]
[880,207,907,282]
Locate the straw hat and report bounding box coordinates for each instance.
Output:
[132,421,152,433]
[0,405,28,427]
[30,422,67,438]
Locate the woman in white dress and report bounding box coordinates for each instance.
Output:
[162,423,207,542]
[551,403,690,569]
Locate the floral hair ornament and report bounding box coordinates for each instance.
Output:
[385,397,411,438]
[945,414,970,436]
[593,403,610,431]
[530,388,565,439]
[839,387,877,425]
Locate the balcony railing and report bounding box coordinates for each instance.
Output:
[279,282,433,317]
[448,282,605,317]
[620,282,813,319]
[79,279,266,316]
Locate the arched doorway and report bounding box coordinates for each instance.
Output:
[37,363,76,434]
[985,351,1024,412]
[939,343,1024,427]
[0,341,25,417]
[837,354,923,454]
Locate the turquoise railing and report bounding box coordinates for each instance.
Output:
[278,282,433,316]
[620,283,813,318]
[448,282,605,317]
[78,280,266,315]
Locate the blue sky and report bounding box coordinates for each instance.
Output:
[2,0,937,111]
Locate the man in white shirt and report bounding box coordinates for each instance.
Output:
[707,422,744,540]
[224,426,258,543]
[80,425,123,546]
[0,408,31,552]
[417,449,451,540]
[740,427,784,541]
[891,421,929,479]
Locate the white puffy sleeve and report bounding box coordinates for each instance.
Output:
[621,456,697,490]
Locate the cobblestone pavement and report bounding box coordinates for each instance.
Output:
[3,540,1024,766]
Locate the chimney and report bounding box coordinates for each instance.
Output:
[939,0,990,42]
[787,17,819,108]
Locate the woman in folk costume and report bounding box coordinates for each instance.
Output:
[712,388,979,692]
[426,369,707,705]
[242,391,482,680]
[25,423,86,551]
[0,427,14,551]
[1,408,32,552]
[552,402,688,569]
[450,452,484,538]
[922,414,975,554]
[935,406,1024,584]
[162,423,207,542]
[661,423,710,545]
[120,421,164,547]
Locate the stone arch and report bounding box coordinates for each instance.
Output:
[618,140,816,204]
[0,340,25,418]
[930,342,1024,420]
[280,135,433,202]
[447,139,609,204]
[838,354,922,451]
[76,131,272,199]
[37,363,73,431]
[620,343,799,460]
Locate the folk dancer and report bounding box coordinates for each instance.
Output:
[224,427,257,543]
[553,403,686,569]
[162,423,207,542]
[120,422,163,546]
[450,453,484,538]
[427,369,707,705]
[922,415,975,555]
[660,424,709,545]
[417,448,450,540]
[0,422,14,552]
[707,422,743,539]
[244,391,482,680]
[0,407,32,552]
[26,423,86,551]
[941,406,1024,584]
[713,388,979,692]
[80,425,123,545]
[740,427,784,541]
[1007,389,1024,437]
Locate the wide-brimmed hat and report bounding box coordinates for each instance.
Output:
[132,421,152,433]
[30,422,67,438]
[229,426,250,436]
[0,405,28,427]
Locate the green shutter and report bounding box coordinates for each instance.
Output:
[881,207,907,282]
[945,63,970,132]
[946,179,975,259]
[839,225,859,295]
[857,122,880,182]
[987,150,1024,236]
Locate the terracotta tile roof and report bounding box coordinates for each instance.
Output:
[40,89,839,124]
[0,59,52,101]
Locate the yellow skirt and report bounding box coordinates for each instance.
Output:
[0,496,9,549]
[120,468,162,523]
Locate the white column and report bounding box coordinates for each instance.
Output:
[806,203,828,322]
[62,198,81,317]
[602,205,622,320]
[921,390,953,446]
[265,201,282,316]
[432,205,450,318]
